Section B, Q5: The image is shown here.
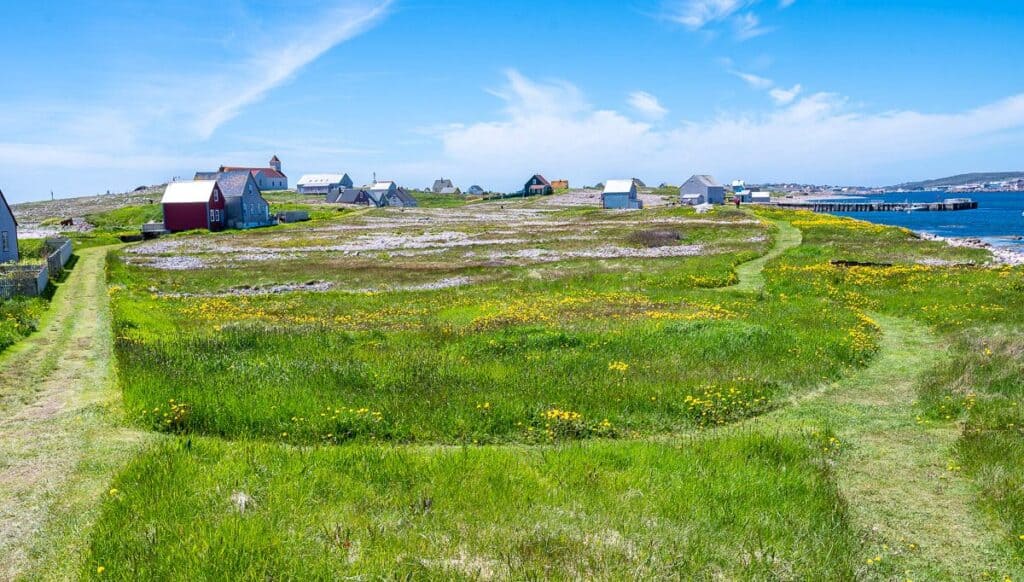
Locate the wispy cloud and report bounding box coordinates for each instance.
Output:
[194,1,393,138]
[628,91,669,120]
[731,70,774,90]
[769,84,802,105]
[663,0,753,29]
[734,12,772,39]
[729,66,801,105]
[432,71,1024,189]
[662,0,786,39]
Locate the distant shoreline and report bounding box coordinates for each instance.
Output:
[919,232,1024,266]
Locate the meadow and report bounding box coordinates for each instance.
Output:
[0,240,54,352]
[22,195,1024,578]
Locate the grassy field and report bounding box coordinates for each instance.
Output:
[4,193,1024,579]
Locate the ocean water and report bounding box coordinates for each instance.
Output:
[825,191,1024,250]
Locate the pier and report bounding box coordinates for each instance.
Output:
[773,198,978,213]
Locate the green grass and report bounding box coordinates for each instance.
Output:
[12,202,1024,578]
[916,331,1024,560]
[85,432,857,580]
[85,204,163,230]
[0,296,48,353]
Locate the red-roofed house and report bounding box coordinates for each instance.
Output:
[220,155,288,191]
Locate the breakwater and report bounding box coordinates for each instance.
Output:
[775,199,978,212]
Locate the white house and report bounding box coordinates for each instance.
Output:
[750,191,772,204]
[297,173,354,195]
[0,189,18,263]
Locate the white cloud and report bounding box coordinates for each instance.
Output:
[734,12,771,39]
[732,70,774,90]
[193,1,392,138]
[664,0,752,29]
[769,83,802,105]
[663,0,775,39]
[628,91,669,120]
[779,0,796,7]
[432,71,1024,190]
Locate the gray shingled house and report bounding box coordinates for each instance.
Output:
[680,175,725,205]
[195,171,273,229]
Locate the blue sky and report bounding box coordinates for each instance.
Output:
[2,0,1024,202]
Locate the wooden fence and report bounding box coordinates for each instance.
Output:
[0,238,73,299]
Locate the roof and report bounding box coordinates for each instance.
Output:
[439,187,460,195]
[298,174,350,187]
[0,189,16,227]
[603,180,635,195]
[270,155,281,162]
[530,174,551,186]
[392,189,418,205]
[162,181,218,204]
[214,171,256,198]
[221,166,287,179]
[681,193,704,199]
[331,188,368,204]
[370,181,396,192]
[689,175,722,188]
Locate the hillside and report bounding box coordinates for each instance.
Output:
[892,172,1024,190]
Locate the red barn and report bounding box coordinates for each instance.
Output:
[161,181,227,232]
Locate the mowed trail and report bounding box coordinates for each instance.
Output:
[725,219,1017,578]
[727,217,801,292]
[0,247,150,580]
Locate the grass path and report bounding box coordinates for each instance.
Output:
[722,217,1017,577]
[727,217,802,292]
[0,247,151,580]
[755,315,1018,578]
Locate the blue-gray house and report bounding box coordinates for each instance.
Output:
[195,171,273,229]
[680,175,726,205]
[602,180,643,210]
[0,189,18,263]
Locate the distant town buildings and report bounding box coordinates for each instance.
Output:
[466,185,485,196]
[551,179,570,190]
[368,181,418,207]
[297,174,353,196]
[0,189,19,263]
[680,175,725,205]
[220,155,288,190]
[601,180,643,210]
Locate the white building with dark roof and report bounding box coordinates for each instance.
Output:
[297,173,354,195]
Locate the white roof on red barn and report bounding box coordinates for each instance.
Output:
[162,181,218,204]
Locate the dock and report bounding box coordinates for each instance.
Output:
[773,198,978,213]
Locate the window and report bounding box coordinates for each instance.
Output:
[1,231,7,252]
[213,191,220,202]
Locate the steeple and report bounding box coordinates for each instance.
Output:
[269,155,281,173]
